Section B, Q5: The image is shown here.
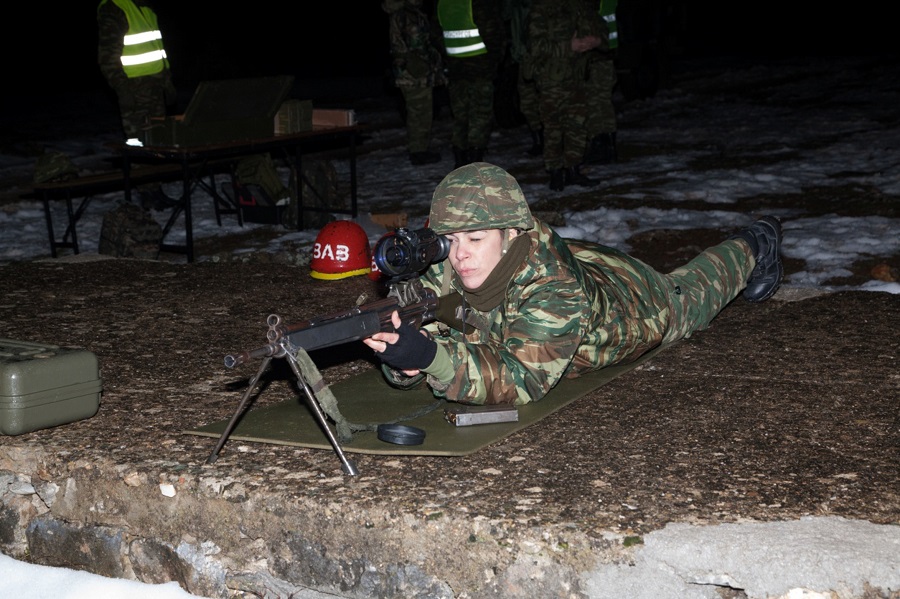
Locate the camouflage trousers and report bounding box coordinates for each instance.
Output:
[446,55,497,150]
[657,239,754,344]
[517,69,542,132]
[114,74,169,141]
[400,85,436,153]
[535,75,589,170]
[584,55,617,136]
[571,238,754,370]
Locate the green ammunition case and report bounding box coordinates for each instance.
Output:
[0,339,102,435]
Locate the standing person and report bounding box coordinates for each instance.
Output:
[505,0,543,156]
[437,0,507,168]
[364,162,784,405]
[383,0,448,166]
[583,0,619,165]
[97,0,177,208]
[527,0,606,191]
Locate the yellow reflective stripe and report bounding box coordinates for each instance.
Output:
[120,49,167,66]
[123,29,163,45]
[445,42,486,55]
[443,28,480,39]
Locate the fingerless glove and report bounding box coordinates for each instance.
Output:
[378,322,437,370]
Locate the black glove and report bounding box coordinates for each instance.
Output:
[378,322,437,371]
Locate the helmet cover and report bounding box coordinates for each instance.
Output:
[428,162,534,234]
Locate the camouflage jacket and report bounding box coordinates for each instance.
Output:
[525,0,608,81]
[383,0,448,88]
[384,219,671,405]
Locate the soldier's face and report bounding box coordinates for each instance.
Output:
[445,229,518,290]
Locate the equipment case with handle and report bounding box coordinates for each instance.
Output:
[0,338,102,436]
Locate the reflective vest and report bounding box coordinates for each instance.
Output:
[599,0,618,50]
[437,0,487,58]
[102,0,169,78]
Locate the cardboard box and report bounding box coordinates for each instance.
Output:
[369,212,408,230]
[0,339,102,435]
[312,109,357,128]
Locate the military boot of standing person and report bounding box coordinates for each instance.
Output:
[549,168,565,191]
[584,132,617,165]
[453,147,470,169]
[564,165,599,188]
[729,216,784,302]
[527,127,544,156]
[410,150,442,165]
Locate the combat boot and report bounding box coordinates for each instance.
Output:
[549,168,565,191]
[584,132,617,165]
[453,147,469,169]
[527,127,544,156]
[564,165,599,187]
[729,215,784,302]
[409,150,441,166]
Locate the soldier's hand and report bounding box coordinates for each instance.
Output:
[365,311,436,371]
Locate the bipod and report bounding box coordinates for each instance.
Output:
[206,349,359,476]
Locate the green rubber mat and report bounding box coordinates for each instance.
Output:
[184,348,662,456]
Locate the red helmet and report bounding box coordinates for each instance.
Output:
[310,221,372,280]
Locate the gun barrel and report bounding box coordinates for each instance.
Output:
[224,343,280,368]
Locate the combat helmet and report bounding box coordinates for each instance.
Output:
[429,162,534,234]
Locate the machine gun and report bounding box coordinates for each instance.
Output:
[210,278,440,475]
[210,227,451,475]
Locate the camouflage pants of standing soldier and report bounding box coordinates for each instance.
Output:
[517,69,542,134]
[113,73,170,142]
[535,75,589,170]
[446,55,497,151]
[114,73,173,200]
[584,55,617,137]
[400,86,435,154]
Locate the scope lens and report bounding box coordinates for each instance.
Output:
[373,235,411,277]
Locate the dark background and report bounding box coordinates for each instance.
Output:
[14,2,898,92]
[3,1,896,121]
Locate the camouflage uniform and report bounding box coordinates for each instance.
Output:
[437,0,507,163]
[382,163,756,405]
[383,0,448,154]
[584,54,617,136]
[97,0,175,143]
[526,0,607,171]
[504,0,543,146]
[583,0,618,164]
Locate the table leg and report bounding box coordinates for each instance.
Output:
[349,132,358,218]
[182,160,194,263]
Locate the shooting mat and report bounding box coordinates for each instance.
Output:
[184,347,662,456]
